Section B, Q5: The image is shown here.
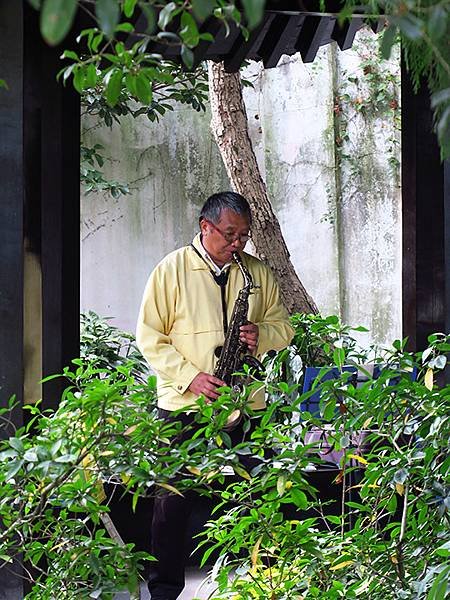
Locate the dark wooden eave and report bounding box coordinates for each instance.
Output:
[132,7,383,72]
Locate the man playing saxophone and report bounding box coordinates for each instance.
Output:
[136,191,293,600]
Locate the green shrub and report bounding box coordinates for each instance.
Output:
[0,314,448,598]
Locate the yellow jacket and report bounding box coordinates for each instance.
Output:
[136,234,294,411]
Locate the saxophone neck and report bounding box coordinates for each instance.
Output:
[232,251,253,291]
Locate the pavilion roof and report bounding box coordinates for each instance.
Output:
[135,4,383,71]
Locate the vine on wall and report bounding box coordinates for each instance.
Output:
[335,39,401,173]
[323,30,401,226]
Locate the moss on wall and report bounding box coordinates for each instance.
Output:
[81,28,401,346]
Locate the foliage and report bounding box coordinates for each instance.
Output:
[31,0,254,107]
[81,62,208,127]
[80,59,209,195]
[26,0,450,159]
[265,313,370,407]
[198,324,450,599]
[0,360,247,597]
[80,311,149,382]
[80,144,131,197]
[1,315,449,597]
[343,0,450,158]
[0,365,158,598]
[335,32,401,175]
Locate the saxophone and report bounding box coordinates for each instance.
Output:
[213,251,264,430]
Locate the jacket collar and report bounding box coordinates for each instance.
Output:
[190,233,235,273]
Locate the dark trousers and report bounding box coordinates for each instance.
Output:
[148,408,258,600]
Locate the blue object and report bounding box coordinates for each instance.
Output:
[301,366,357,417]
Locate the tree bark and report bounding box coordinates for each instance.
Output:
[208,60,318,315]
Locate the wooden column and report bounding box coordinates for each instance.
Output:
[444,160,450,383]
[0,2,80,595]
[401,60,446,351]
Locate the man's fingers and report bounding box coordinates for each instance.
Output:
[207,375,226,387]
[188,372,228,400]
[240,324,257,334]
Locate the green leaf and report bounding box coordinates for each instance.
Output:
[40,0,78,46]
[277,474,286,496]
[27,0,41,9]
[380,24,397,60]
[431,88,450,108]
[73,66,85,93]
[391,14,423,41]
[61,49,79,61]
[333,346,345,368]
[5,460,23,480]
[84,64,98,88]
[181,45,194,70]
[290,488,308,509]
[427,565,450,600]
[435,541,450,558]
[180,11,200,47]
[141,4,156,34]
[325,514,342,525]
[125,73,137,97]
[428,6,447,40]
[0,554,13,563]
[134,73,152,105]
[115,22,134,33]
[91,32,104,53]
[158,2,177,30]
[8,437,24,453]
[105,70,123,106]
[123,0,138,19]
[0,79,9,90]
[192,0,215,21]
[96,0,120,39]
[393,468,408,484]
[323,399,336,420]
[437,106,450,139]
[242,0,265,30]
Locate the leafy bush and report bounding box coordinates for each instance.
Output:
[198,324,450,599]
[80,311,149,383]
[0,314,448,598]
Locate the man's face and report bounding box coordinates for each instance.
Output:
[200,209,251,266]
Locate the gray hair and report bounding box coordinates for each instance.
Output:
[199,192,252,225]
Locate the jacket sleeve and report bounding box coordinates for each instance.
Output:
[256,266,294,356]
[136,263,200,395]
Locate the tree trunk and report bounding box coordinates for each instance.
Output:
[208,60,318,315]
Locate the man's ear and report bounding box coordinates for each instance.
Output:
[199,218,207,235]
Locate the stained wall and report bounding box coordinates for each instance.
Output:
[81,29,401,346]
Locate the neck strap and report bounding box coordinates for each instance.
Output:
[190,243,229,334]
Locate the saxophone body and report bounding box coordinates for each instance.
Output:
[213,252,263,430]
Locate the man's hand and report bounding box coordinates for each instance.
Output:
[188,372,226,401]
[239,322,259,354]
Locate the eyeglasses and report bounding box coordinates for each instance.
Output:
[206,220,252,244]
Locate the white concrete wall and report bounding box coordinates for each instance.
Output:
[81,28,401,346]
